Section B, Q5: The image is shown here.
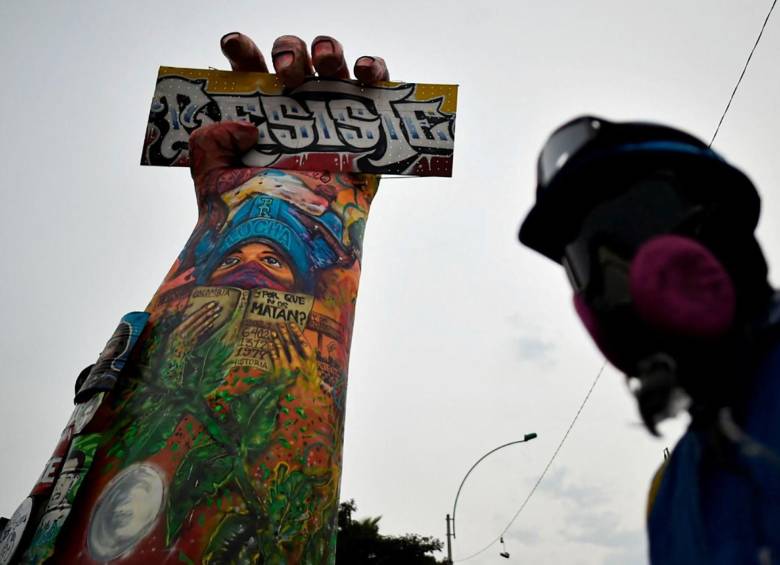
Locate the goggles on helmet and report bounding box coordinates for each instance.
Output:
[561,176,702,299]
[538,117,603,189]
[521,115,760,265]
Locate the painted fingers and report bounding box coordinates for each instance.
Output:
[219,33,390,87]
[311,35,349,79]
[220,32,268,72]
[354,56,389,83]
[269,322,315,375]
[271,35,314,87]
[173,301,222,345]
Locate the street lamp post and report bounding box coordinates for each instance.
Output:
[445,432,538,564]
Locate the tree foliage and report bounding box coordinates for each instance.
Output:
[336,500,445,564]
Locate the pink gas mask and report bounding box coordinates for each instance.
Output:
[571,234,736,367]
[563,180,740,432]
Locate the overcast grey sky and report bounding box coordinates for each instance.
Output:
[1,1,778,563]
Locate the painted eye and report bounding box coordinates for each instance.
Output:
[262,256,282,268]
[219,256,240,269]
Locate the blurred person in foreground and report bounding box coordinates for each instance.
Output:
[519,116,780,564]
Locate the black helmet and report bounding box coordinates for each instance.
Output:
[519,115,761,263]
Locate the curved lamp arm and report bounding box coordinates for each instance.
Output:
[451,432,537,538]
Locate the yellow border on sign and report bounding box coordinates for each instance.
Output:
[157,66,458,114]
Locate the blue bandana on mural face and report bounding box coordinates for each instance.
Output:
[195,194,347,294]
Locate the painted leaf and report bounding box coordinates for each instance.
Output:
[165,435,234,545]
[262,464,315,545]
[233,380,287,456]
[124,407,181,464]
[183,338,234,395]
[203,512,259,565]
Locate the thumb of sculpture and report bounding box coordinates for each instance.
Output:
[188,121,259,186]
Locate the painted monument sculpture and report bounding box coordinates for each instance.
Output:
[0,68,457,564]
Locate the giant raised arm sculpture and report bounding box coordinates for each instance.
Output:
[0,34,457,565]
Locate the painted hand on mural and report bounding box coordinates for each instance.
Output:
[269,321,317,383]
[219,33,390,87]
[170,301,223,349]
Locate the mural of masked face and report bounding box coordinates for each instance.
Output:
[208,241,297,291]
[195,190,350,295]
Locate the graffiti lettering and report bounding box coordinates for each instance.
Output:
[144,72,457,176]
[36,457,62,487]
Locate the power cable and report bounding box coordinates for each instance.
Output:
[710,0,778,146]
[455,362,606,562]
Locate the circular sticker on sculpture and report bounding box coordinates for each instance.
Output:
[73,392,104,434]
[87,463,165,562]
[0,497,34,565]
[103,321,132,372]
